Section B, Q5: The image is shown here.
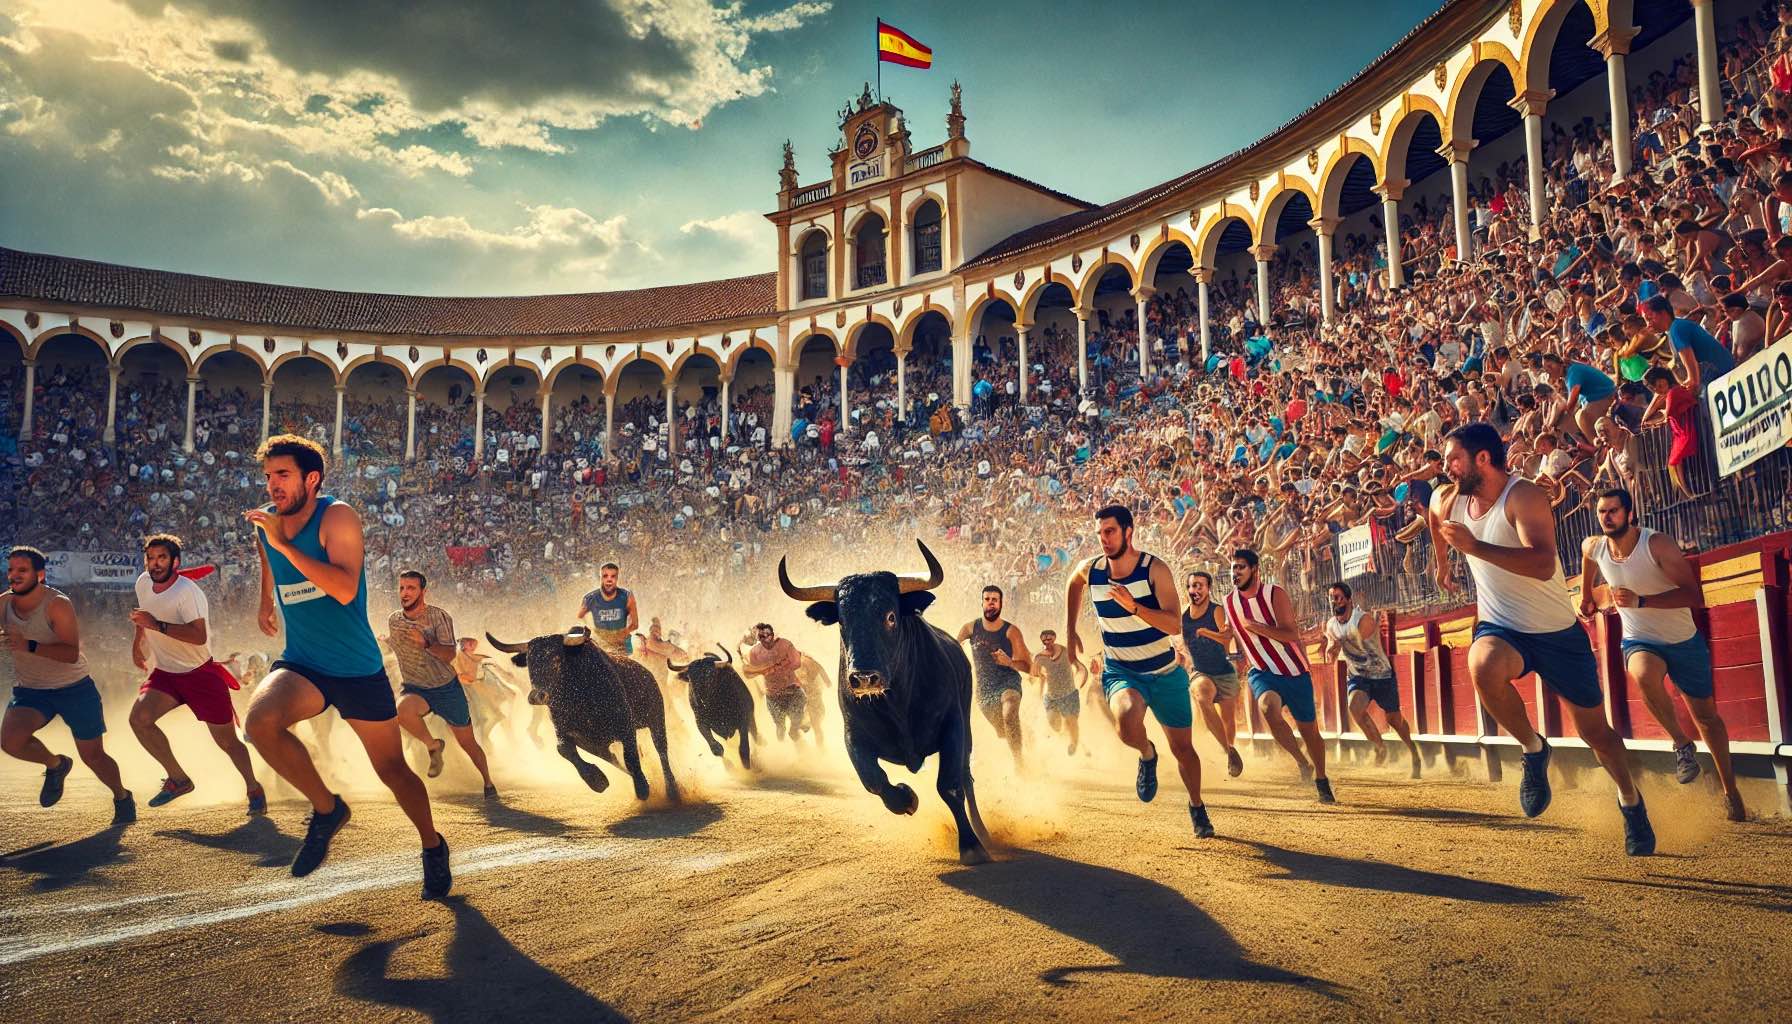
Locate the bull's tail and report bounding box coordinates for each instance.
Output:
[963,712,992,849]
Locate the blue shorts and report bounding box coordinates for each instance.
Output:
[1045,689,1081,718]
[1472,622,1602,709]
[1101,662,1193,730]
[401,680,473,728]
[1621,635,1714,700]
[1347,674,1401,714]
[1248,668,1317,724]
[7,676,106,740]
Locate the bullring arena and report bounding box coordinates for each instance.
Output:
[4,0,1792,1020]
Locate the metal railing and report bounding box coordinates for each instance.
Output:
[906,146,946,173]
[793,182,833,206]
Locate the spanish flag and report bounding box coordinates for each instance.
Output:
[877,20,932,69]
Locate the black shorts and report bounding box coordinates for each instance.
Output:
[1347,674,1400,714]
[273,660,398,722]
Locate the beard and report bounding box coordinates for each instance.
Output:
[1332,602,1350,618]
[1453,465,1485,496]
[1233,569,1256,592]
[270,489,307,516]
[148,565,174,584]
[401,596,423,612]
[982,608,1001,622]
[1601,519,1633,539]
[601,585,618,598]
[9,576,38,596]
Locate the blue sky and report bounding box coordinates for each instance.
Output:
[0,0,1440,297]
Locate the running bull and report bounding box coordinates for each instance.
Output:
[485,626,680,802]
[668,645,759,769]
[780,540,991,864]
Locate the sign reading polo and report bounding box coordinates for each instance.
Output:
[1338,524,1375,579]
[1706,334,1792,477]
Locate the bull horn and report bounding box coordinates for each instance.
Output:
[897,540,945,594]
[716,644,733,665]
[485,633,526,655]
[666,660,688,673]
[778,556,837,602]
[563,628,591,647]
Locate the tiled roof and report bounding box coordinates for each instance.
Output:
[0,246,777,337]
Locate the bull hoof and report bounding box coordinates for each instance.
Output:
[959,844,992,866]
[882,784,919,816]
[707,742,724,757]
[633,779,651,801]
[583,770,609,794]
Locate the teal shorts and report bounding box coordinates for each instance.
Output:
[1101,661,1193,730]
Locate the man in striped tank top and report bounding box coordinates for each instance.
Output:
[1429,424,1653,855]
[1224,549,1334,803]
[1581,488,1745,821]
[1063,505,1213,839]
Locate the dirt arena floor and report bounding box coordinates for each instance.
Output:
[1,702,1789,1024]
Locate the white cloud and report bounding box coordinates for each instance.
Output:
[679,209,771,250]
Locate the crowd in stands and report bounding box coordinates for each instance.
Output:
[8,0,1792,652]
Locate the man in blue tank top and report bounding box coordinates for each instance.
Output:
[241,434,451,897]
[1063,504,1213,839]
[577,562,637,657]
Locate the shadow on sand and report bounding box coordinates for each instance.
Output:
[0,825,130,892]
[940,850,1342,996]
[441,793,590,839]
[745,774,840,797]
[332,897,628,1022]
[605,801,725,840]
[1584,874,1792,913]
[1232,839,1564,905]
[1211,800,1570,833]
[156,816,299,868]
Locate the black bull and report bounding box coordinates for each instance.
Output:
[780,541,991,865]
[484,629,679,802]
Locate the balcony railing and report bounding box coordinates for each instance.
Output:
[905,146,946,173]
[792,182,833,206]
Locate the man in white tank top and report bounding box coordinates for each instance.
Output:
[1,545,135,823]
[1427,423,1654,856]
[1580,489,1745,822]
[1320,582,1421,778]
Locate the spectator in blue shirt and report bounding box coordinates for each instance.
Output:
[1543,352,1616,443]
[1644,295,1735,390]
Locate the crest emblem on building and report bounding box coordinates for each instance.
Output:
[1434,63,1447,90]
[109,320,123,338]
[892,298,903,317]
[1370,110,1382,134]
[335,340,348,360]
[1249,181,1260,202]
[1307,149,1319,174]
[263,337,275,354]
[1508,0,1522,35]
[408,345,420,363]
[854,123,880,160]
[1129,233,1140,253]
[1070,254,1083,273]
[1013,271,1025,290]
[476,348,488,364]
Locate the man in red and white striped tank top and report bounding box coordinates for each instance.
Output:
[1224,549,1333,803]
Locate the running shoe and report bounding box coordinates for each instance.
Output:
[1673,742,1701,785]
[1226,746,1243,778]
[1136,746,1159,803]
[1620,797,1656,857]
[291,795,351,878]
[421,833,452,900]
[148,777,195,808]
[39,754,72,807]
[1315,777,1337,804]
[482,783,499,800]
[1189,803,1215,839]
[426,739,445,779]
[1518,738,1553,818]
[112,791,136,825]
[246,787,267,816]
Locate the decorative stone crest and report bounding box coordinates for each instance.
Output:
[24,311,38,329]
[1370,110,1382,134]
[1249,181,1260,202]
[263,337,275,353]
[892,297,903,317]
[408,345,420,363]
[1013,271,1025,291]
[1071,253,1083,274]
[109,320,123,338]
[189,330,202,348]
[834,310,847,328]
[1508,0,1522,36]
[1434,63,1447,90]
[335,340,348,360]
[606,346,616,358]
[541,346,551,363]
[1307,149,1319,174]
[475,348,488,364]
[1129,233,1140,253]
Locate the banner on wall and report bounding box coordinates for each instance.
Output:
[1338,525,1375,579]
[44,551,140,587]
[1708,334,1792,477]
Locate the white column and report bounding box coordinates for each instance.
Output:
[1194,271,1212,362]
[1594,28,1634,182]
[330,383,344,456]
[719,375,732,442]
[837,360,850,432]
[1073,308,1090,396]
[1251,246,1275,329]
[404,388,417,460]
[539,387,552,456]
[1437,140,1474,262]
[19,360,35,441]
[1015,324,1030,403]
[771,364,794,448]
[1379,185,1406,289]
[1693,0,1720,130]
[260,380,272,441]
[1133,289,1153,376]
[183,375,199,453]
[951,326,971,410]
[1311,218,1337,324]
[604,391,616,457]
[473,387,486,462]
[665,383,677,454]
[896,349,908,415]
[103,363,119,444]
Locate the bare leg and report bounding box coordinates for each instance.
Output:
[207,722,261,792]
[73,737,128,799]
[1192,676,1232,757]
[1566,702,1640,805]
[1256,692,1309,769]
[1348,690,1388,760]
[1162,725,1203,804]
[1684,695,1742,811]
[344,716,440,847]
[129,689,188,783]
[1219,690,1240,749]
[450,724,495,788]
[1386,711,1422,774]
[1065,711,1081,754]
[1,707,58,769]
[395,693,442,755]
[244,669,334,814]
[1626,651,1694,748]
[1294,719,1328,780]
[1109,689,1153,759]
[999,690,1023,767]
[1467,636,1542,752]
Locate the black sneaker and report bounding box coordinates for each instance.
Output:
[1189,803,1215,838]
[482,783,499,800]
[1315,777,1336,804]
[111,791,136,826]
[291,795,351,878]
[39,755,72,807]
[421,833,452,900]
[1518,738,1553,818]
[1135,745,1159,803]
[1620,798,1656,857]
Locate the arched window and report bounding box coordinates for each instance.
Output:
[799,231,828,301]
[912,199,942,275]
[854,214,887,289]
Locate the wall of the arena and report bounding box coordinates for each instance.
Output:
[955,168,1091,271]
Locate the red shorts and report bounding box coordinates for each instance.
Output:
[142,660,240,726]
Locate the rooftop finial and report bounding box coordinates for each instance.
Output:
[947,79,966,141]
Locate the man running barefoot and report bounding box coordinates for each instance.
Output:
[1,546,135,824]
[1064,504,1213,838]
[1178,571,1244,777]
[1028,629,1085,755]
[1581,488,1745,821]
[1321,582,1421,778]
[1225,549,1334,803]
[128,533,265,813]
[241,434,451,897]
[742,623,807,743]
[1429,423,1654,855]
[388,571,496,799]
[958,586,1032,769]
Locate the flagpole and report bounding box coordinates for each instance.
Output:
[875,18,882,103]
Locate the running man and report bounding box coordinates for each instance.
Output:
[241,434,451,896]
[1581,488,1745,821]
[1064,504,1213,838]
[957,586,1032,769]
[577,562,638,657]
[741,622,806,742]
[128,533,265,813]
[1321,582,1421,778]
[1224,549,1334,802]
[1178,570,1244,778]
[1028,628,1085,755]
[1429,423,1654,855]
[1,546,135,824]
[455,637,515,750]
[388,571,496,798]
